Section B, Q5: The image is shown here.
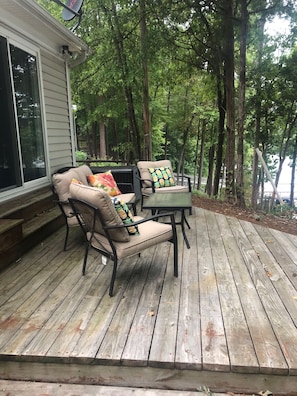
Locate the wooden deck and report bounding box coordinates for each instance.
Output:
[0,207,297,395]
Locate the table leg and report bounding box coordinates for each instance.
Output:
[181,210,190,249]
[184,215,191,230]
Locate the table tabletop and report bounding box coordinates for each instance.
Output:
[143,192,192,210]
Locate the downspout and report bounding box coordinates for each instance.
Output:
[65,59,77,166]
[66,49,89,166]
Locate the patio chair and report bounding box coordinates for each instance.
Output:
[51,165,137,250]
[69,182,178,297]
[137,159,192,212]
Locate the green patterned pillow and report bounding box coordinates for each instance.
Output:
[113,199,139,235]
[148,166,175,189]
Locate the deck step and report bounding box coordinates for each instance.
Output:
[0,219,24,253]
[0,380,231,396]
[0,186,53,220]
[0,186,64,270]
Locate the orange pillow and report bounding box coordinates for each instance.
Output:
[87,171,121,197]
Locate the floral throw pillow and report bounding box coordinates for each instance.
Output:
[113,199,139,235]
[148,166,175,189]
[71,178,83,185]
[87,171,121,197]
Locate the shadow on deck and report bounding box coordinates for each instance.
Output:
[0,207,297,395]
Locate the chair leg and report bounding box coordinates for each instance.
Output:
[173,238,178,277]
[109,257,118,297]
[132,202,137,216]
[82,243,90,275]
[63,225,70,251]
[171,217,178,277]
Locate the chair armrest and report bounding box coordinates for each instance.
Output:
[135,175,155,192]
[103,212,176,230]
[174,174,192,192]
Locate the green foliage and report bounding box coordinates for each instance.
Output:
[75,150,87,161]
[272,203,296,219]
[37,0,297,206]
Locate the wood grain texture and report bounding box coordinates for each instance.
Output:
[0,208,297,393]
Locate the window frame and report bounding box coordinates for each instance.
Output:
[0,30,49,196]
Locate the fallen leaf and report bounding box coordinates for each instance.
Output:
[148,311,155,317]
[270,273,279,281]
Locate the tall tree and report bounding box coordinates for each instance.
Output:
[223,0,236,202]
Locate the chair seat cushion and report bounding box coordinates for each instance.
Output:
[67,215,79,226]
[88,216,173,259]
[116,192,135,203]
[142,184,189,196]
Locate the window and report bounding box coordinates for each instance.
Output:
[0,36,46,191]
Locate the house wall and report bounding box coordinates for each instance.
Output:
[41,50,74,173]
[0,0,88,203]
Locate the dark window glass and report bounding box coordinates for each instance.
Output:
[10,44,46,182]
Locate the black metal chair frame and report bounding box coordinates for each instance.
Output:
[69,197,178,297]
[51,184,78,251]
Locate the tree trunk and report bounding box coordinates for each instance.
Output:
[139,0,152,160]
[213,75,226,197]
[106,0,141,161]
[98,95,107,159]
[164,90,171,159]
[224,0,236,203]
[177,113,195,178]
[236,0,248,208]
[206,144,215,196]
[198,119,206,191]
[290,133,297,207]
[251,16,265,208]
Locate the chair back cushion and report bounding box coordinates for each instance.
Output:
[137,160,175,188]
[52,165,92,202]
[69,183,130,242]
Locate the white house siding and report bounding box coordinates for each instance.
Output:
[0,0,88,203]
[41,50,74,174]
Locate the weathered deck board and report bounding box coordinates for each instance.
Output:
[175,212,202,369]
[226,216,288,374]
[196,208,229,372]
[121,247,169,366]
[148,241,181,368]
[97,253,153,364]
[0,207,297,394]
[0,379,228,396]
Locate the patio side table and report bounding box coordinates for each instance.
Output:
[142,192,192,249]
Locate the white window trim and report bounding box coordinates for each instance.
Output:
[0,30,49,201]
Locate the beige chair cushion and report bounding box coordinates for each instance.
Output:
[53,165,137,218]
[137,160,175,188]
[52,165,92,202]
[116,192,135,204]
[69,183,130,242]
[142,184,190,197]
[87,216,173,259]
